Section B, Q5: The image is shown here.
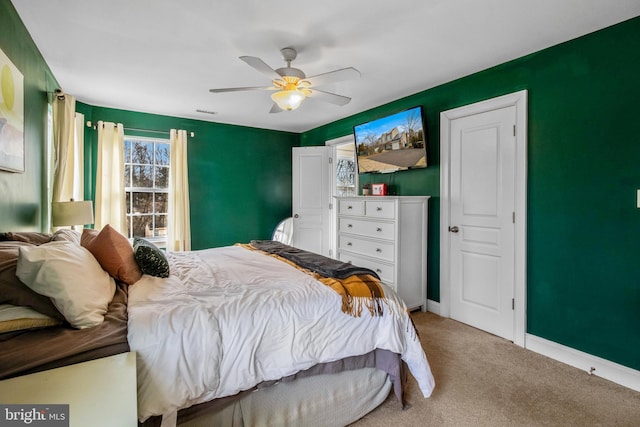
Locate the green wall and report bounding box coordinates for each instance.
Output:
[79,104,299,249]
[0,2,58,231]
[302,17,640,371]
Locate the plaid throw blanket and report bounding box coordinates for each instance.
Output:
[238,241,388,317]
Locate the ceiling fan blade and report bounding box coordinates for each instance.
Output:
[269,103,283,114]
[209,86,276,93]
[240,56,282,80]
[304,67,361,87]
[307,89,351,106]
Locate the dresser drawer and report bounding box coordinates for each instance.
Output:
[365,200,395,219]
[338,199,365,216]
[338,217,395,240]
[338,252,395,285]
[338,235,394,262]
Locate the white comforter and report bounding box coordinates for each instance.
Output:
[128,245,435,422]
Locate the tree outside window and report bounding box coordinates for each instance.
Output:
[124,137,170,247]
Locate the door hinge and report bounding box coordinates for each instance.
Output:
[329,203,333,210]
[329,156,333,164]
[512,212,515,223]
[513,125,516,136]
[512,298,515,310]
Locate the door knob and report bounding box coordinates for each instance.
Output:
[449,226,459,233]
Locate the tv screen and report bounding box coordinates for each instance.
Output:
[354,106,427,174]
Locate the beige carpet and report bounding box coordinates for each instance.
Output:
[351,312,640,426]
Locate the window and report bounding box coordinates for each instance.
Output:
[124,136,170,247]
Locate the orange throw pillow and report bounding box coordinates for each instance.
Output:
[83,225,142,285]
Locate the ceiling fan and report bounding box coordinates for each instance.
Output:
[209,47,360,113]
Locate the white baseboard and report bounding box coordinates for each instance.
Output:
[526,333,640,393]
[426,299,440,315]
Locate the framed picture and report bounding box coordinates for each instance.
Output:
[0,47,24,173]
[371,183,387,196]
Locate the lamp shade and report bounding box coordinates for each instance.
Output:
[271,89,306,111]
[51,200,94,227]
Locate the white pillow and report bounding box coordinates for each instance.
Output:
[51,228,82,245]
[16,241,116,329]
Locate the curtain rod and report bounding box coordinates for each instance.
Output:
[125,127,170,135]
[86,121,194,137]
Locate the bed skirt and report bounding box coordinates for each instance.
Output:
[141,349,405,426]
[179,367,391,427]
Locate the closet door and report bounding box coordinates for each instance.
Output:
[448,106,516,341]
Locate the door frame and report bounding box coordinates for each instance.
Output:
[439,90,528,347]
[325,134,357,259]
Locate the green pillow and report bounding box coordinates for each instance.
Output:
[133,238,170,278]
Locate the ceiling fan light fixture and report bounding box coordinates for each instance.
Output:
[210,47,359,113]
[271,89,306,111]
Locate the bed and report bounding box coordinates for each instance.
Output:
[0,228,435,426]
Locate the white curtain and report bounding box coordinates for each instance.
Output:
[60,113,85,202]
[167,129,191,251]
[94,121,126,233]
[51,95,87,230]
[51,94,77,203]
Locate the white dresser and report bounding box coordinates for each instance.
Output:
[335,196,429,311]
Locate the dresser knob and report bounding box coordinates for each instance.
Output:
[376,227,382,232]
[347,205,353,209]
[376,248,382,252]
[376,207,382,211]
[376,269,382,273]
[347,242,352,246]
[348,224,353,228]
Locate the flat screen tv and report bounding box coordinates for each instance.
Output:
[354,106,427,174]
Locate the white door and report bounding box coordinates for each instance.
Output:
[292,146,331,256]
[448,106,516,340]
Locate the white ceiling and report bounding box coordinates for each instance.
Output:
[10,0,640,133]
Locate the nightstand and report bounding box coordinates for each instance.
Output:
[0,352,137,426]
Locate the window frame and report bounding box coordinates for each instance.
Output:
[123,135,170,248]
